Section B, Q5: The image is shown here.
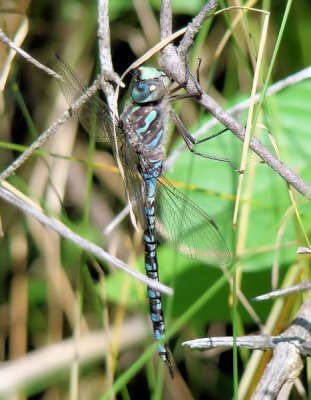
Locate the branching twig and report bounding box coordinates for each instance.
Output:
[159,1,311,198]
[167,66,311,167]
[183,293,311,399]
[183,333,311,355]
[252,294,311,399]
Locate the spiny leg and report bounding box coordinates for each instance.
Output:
[170,110,238,170]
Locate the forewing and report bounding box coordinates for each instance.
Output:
[155,177,231,266]
[53,56,148,230]
[53,54,121,142]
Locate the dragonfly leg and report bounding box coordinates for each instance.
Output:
[170,110,238,170]
[168,58,203,100]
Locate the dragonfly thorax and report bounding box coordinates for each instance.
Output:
[130,66,171,104]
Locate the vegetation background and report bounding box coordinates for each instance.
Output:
[0,0,311,398]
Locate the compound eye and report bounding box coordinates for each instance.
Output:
[130,77,165,103]
[131,81,151,103]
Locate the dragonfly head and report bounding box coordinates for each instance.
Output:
[130,66,172,104]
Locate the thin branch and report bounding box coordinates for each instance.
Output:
[160,0,173,40]
[183,334,311,355]
[103,204,130,235]
[97,0,114,75]
[185,67,311,144]
[0,78,100,183]
[0,182,173,296]
[198,93,311,198]
[0,29,62,80]
[183,334,276,351]
[252,281,311,302]
[160,0,217,80]
[97,0,121,111]
[178,0,217,57]
[297,247,311,255]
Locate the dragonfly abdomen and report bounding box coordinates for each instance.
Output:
[144,177,173,377]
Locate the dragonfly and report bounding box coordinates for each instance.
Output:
[53,55,231,378]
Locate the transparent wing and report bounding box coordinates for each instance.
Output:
[52,54,122,142]
[155,175,231,266]
[53,55,146,227]
[121,140,146,229]
[120,149,231,266]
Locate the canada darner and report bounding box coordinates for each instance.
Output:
[53,55,231,378]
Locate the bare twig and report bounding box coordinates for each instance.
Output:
[0,182,172,296]
[197,95,311,198]
[160,0,173,40]
[0,29,62,80]
[183,334,276,351]
[184,333,311,355]
[178,0,217,57]
[252,281,311,302]
[160,0,217,80]
[0,78,101,183]
[297,247,311,255]
[97,0,122,111]
[252,294,311,399]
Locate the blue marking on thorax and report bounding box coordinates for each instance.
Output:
[136,110,157,135]
[147,128,164,148]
